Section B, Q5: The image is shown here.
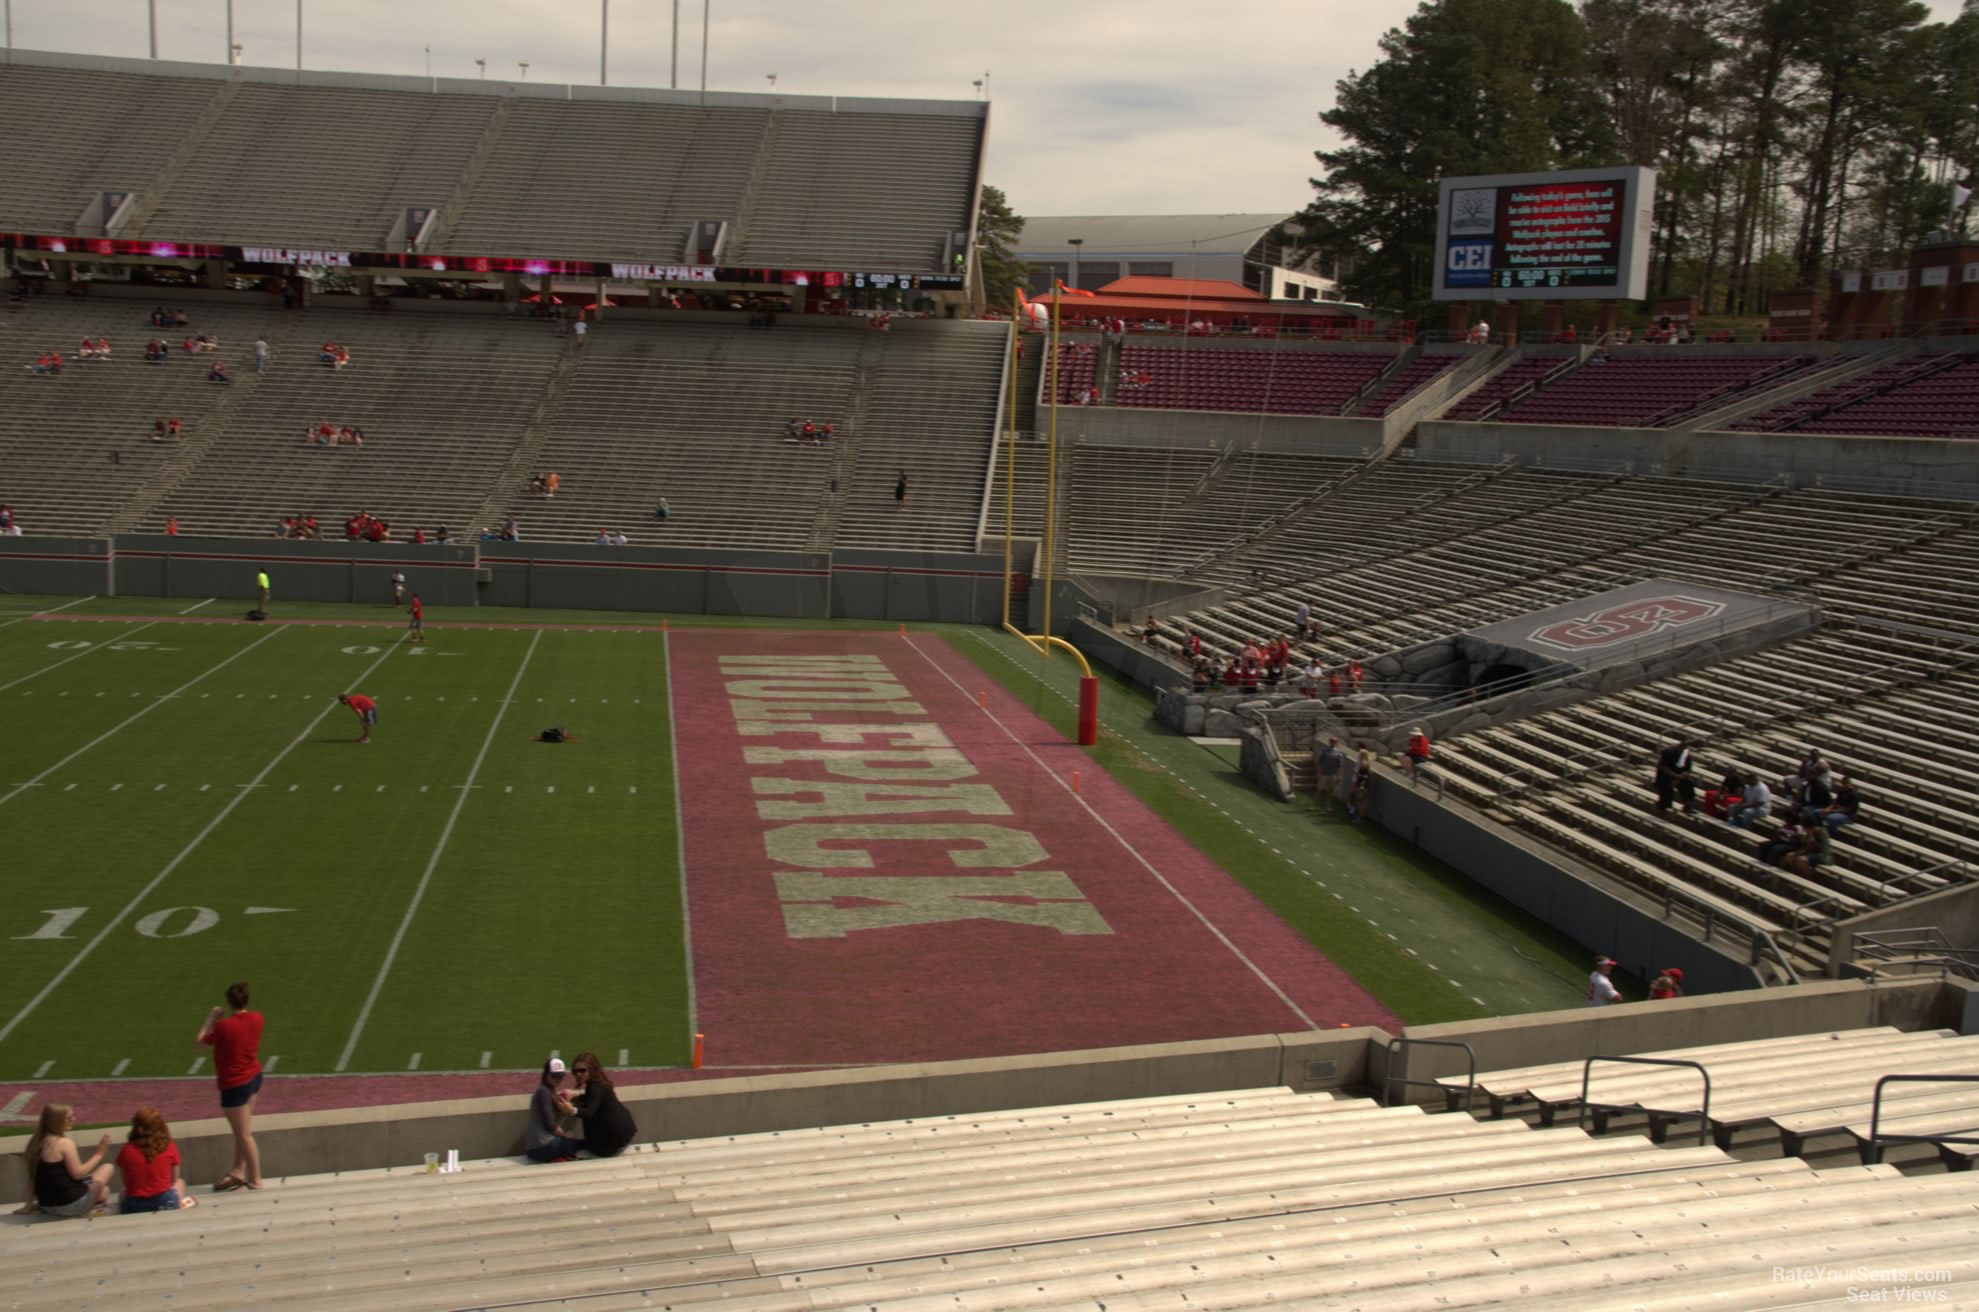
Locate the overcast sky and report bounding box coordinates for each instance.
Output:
[7,0,1968,220]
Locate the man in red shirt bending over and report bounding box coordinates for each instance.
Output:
[339,692,378,743]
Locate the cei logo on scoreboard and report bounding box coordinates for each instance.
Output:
[1445,240,1494,288]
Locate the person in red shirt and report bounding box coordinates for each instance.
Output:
[165,515,178,537]
[197,981,264,1191]
[406,593,425,643]
[115,1107,191,1213]
[339,692,378,742]
[1347,659,1365,692]
[1403,726,1432,782]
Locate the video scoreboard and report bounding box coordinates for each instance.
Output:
[1432,166,1656,302]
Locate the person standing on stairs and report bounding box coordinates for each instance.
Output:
[253,337,270,375]
[895,473,908,509]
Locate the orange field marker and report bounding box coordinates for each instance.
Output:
[1073,770,1082,794]
[692,1033,704,1069]
[977,690,986,708]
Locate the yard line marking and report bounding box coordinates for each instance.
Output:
[547,785,555,794]
[62,783,74,792]
[187,1057,205,1077]
[0,1092,30,1118]
[376,784,386,793]
[32,1061,52,1079]
[661,631,697,1045]
[618,1048,628,1067]
[109,784,123,792]
[110,1059,130,1077]
[263,1055,280,1072]
[479,1051,492,1069]
[408,1053,422,1070]
[177,598,215,615]
[288,784,298,792]
[0,619,159,695]
[588,785,595,794]
[903,636,1321,1033]
[33,596,97,616]
[0,638,405,1050]
[154,783,166,792]
[335,630,542,1072]
[333,784,343,792]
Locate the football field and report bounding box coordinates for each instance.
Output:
[0,603,687,1083]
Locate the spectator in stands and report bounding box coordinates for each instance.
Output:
[1402,726,1432,783]
[608,529,627,546]
[894,473,908,510]
[280,517,297,539]
[253,338,270,374]
[436,526,455,544]
[197,981,264,1192]
[115,1108,191,1214]
[1563,324,1579,344]
[502,517,520,542]
[1799,769,1834,822]
[1347,658,1364,691]
[1823,775,1861,835]
[1299,659,1322,699]
[1192,660,1212,692]
[1140,617,1159,645]
[594,529,612,546]
[1648,967,1684,1000]
[28,351,58,375]
[523,1058,586,1162]
[1653,739,1697,814]
[1294,600,1312,637]
[559,1053,636,1158]
[145,339,167,363]
[529,474,547,496]
[149,307,169,327]
[1727,774,1771,828]
[1345,746,1373,823]
[1587,956,1623,1006]
[545,472,560,498]
[1185,629,1202,662]
[572,318,588,349]
[165,515,178,537]
[1784,823,1831,880]
[1759,819,1805,868]
[12,1104,113,1219]
[1700,769,1744,821]
[1327,666,1346,698]
[0,506,13,533]
[173,309,189,326]
[152,418,169,442]
[1220,656,1241,691]
[1315,737,1344,815]
[654,498,670,522]
[206,360,232,384]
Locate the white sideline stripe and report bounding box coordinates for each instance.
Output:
[902,635,1321,1033]
[177,598,215,615]
[662,630,698,1045]
[0,620,158,695]
[334,630,543,1072]
[32,596,95,616]
[0,626,286,809]
[0,637,405,1050]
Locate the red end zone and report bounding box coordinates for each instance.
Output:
[671,630,1398,1066]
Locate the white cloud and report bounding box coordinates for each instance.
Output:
[7,0,1967,218]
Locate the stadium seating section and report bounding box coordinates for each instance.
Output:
[0,61,980,271]
[7,1063,1978,1307]
[1733,352,1979,439]
[1487,353,1820,427]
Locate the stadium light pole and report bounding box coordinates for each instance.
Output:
[1067,237,1083,290]
[295,0,302,70]
[700,0,709,94]
[671,0,679,88]
[148,0,157,58]
[225,0,233,64]
[600,0,607,85]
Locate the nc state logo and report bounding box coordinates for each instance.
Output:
[1529,596,1727,651]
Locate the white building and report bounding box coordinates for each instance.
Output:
[1013,214,1344,302]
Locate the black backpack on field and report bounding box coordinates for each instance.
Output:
[538,726,568,743]
[245,608,267,621]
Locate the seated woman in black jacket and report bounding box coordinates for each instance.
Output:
[561,1053,637,1157]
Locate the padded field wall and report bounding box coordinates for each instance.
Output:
[0,536,1010,623]
[0,977,1961,1205]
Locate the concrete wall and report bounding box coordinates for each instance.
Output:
[1056,407,1386,457]
[0,537,1012,623]
[1829,882,1979,978]
[0,537,112,596]
[0,977,1960,1203]
[1075,618,1193,695]
[1383,976,1950,1103]
[1417,421,1979,501]
[0,1029,1374,1206]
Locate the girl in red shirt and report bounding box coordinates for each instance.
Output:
[197,981,264,1191]
[116,1107,192,1213]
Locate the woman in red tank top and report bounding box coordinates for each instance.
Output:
[197,981,264,1191]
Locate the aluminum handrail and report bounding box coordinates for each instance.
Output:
[1579,1055,1712,1148]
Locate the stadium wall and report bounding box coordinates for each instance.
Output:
[1056,407,1386,457]
[1417,422,1979,500]
[0,977,1961,1204]
[0,536,1010,623]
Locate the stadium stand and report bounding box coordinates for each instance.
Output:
[0,56,982,272]
[5,1080,1975,1308]
[1784,353,1979,439]
[1730,353,1968,433]
[1489,353,1819,428]
[1115,342,1391,414]
[1440,352,1567,420]
[1355,351,1460,416]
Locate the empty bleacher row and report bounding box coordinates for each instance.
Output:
[1484,353,1821,428]
[0,58,981,272]
[1116,343,1392,415]
[6,1080,1974,1309]
[1355,351,1459,416]
[0,297,1006,547]
[1737,352,1979,440]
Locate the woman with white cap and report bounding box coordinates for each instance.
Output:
[523,1058,586,1162]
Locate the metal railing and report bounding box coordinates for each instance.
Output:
[1864,1073,1979,1165]
[1579,1055,1712,1148]
[1384,1037,1477,1113]
[1855,927,1979,982]
[1656,886,1801,985]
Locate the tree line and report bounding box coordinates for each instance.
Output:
[1291,0,1977,319]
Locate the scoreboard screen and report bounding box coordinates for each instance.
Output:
[1433,166,1655,302]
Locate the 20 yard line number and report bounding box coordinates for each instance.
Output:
[17,907,221,940]
[45,640,180,652]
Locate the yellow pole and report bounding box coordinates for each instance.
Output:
[1002,287,1019,629]
[1041,283,1061,654]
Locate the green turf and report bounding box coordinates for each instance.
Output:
[0,615,687,1081]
